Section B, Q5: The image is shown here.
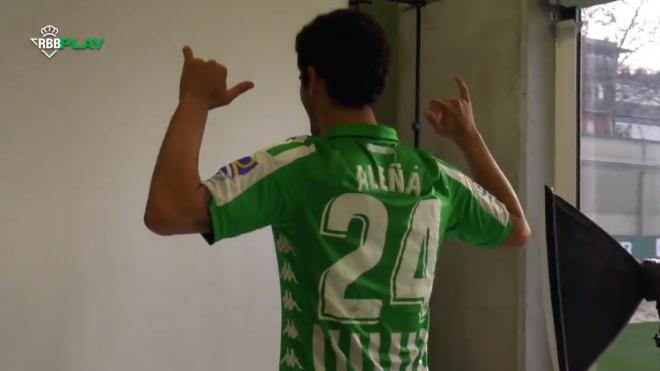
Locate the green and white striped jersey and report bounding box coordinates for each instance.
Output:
[201,124,512,370]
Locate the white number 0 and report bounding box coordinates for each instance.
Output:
[318,193,441,324]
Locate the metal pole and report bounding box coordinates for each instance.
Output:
[353,0,432,148]
[413,3,422,148]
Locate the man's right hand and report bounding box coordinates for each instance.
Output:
[425,76,531,248]
[424,75,480,147]
[179,46,254,110]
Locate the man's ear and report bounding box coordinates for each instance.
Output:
[306,66,323,95]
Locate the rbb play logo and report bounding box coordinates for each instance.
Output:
[30,25,104,59]
[30,25,61,59]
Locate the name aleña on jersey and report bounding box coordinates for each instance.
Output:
[355,163,421,196]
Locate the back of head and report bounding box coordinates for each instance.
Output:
[295,9,390,108]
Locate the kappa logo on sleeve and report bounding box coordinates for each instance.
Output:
[213,156,258,180]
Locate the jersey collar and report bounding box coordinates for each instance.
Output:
[323,123,399,142]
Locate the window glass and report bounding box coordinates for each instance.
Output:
[581,1,660,369]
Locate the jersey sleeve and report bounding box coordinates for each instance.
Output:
[438,161,513,249]
[200,138,315,245]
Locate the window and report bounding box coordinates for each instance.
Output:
[580,1,660,369]
[585,119,596,134]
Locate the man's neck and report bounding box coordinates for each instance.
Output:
[318,106,378,135]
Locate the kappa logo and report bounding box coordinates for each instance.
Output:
[30,25,104,59]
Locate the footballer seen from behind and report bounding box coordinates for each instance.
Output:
[144,9,531,371]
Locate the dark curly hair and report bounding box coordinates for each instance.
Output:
[295,9,390,108]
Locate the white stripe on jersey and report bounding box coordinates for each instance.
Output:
[313,325,325,371]
[203,143,315,207]
[312,329,427,370]
[418,329,429,371]
[436,161,510,226]
[390,333,402,371]
[368,333,384,371]
[405,333,420,371]
[366,143,396,155]
[286,135,310,143]
[349,332,364,371]
[330,330,348,371]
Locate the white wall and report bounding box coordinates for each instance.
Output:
[0,1,342,370]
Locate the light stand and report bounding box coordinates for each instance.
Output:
[350,0,441,148]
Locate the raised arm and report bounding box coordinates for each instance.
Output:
[424,76,531,248]
[144,46,254,236]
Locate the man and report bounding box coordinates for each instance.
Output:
[145,9,531,371]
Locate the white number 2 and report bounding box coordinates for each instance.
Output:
[318,193,441,324]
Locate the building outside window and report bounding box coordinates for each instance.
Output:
[580,1,660,369]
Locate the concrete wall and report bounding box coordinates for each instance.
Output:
[0,1,342,370]
[393,0,556,370]
[523,1,557,371]
[396,1,523,370]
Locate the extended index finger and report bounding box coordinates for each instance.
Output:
[182,46,194,62]
[454,75,471,102]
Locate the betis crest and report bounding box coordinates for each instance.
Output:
[214,156,258,180]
